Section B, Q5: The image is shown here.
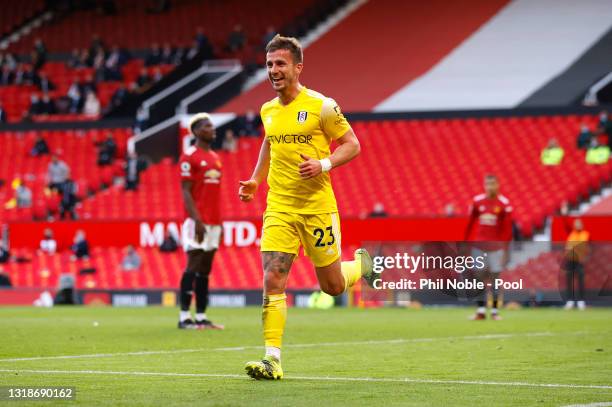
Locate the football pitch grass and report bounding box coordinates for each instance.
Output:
[0,306,611,406]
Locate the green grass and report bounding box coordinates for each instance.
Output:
[0,306,611,406]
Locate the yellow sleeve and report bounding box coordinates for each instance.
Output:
[260,105,267,135]
[321,98,351,140]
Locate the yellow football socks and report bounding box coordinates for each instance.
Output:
[341,258,361,292]
[262,293,287,350]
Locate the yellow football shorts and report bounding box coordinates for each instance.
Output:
[260,211,342,267]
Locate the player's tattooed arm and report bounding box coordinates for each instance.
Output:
[262,251,295,274]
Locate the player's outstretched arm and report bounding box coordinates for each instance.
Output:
[298,129,360,179]
[239,137,271,202]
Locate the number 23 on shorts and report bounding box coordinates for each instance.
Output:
[313,226,335,247]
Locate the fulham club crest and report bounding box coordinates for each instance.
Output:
[297,111,308,123]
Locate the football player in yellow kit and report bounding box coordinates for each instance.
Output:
[239,35,376,380]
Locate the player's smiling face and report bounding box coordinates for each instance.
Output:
[266,49,302,92]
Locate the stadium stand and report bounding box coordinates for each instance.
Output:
[75,114,611,237]
[8,0,329,54]
[586,194,612,214]
[220,0,612,114]
[0,0,45,38]
[219,0,510,114]
[504,246,612,293]
[0,128,131,221]
[0,61,175,122]
[1,1,611,300]
[1,0,343,123]
[7,241,608,293]
[343,115,611,236]
[0,246,318,290]
[0,86,36,123]
[78,158,181,220]
[376,0,612,112]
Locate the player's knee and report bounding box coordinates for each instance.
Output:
[320,281,344,297]
[263,271,286,292]
[183,266,198,276]
[180,271,195,288]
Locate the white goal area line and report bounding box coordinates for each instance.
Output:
[0,368,610,390]
[0,331,562,363]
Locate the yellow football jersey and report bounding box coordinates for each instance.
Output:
[261,86,351,214]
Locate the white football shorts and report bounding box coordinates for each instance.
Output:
[182,218,222,252]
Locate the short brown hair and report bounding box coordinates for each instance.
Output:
[265,34,303,64]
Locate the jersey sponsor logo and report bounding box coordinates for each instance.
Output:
[267,134,313,144]
[297,111,308,123]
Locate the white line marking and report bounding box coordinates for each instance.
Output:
[0,332,557,362]
[215,332,556,351]
[0,369,610,390]
[0,348,206,362]
[562,404,612,407]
